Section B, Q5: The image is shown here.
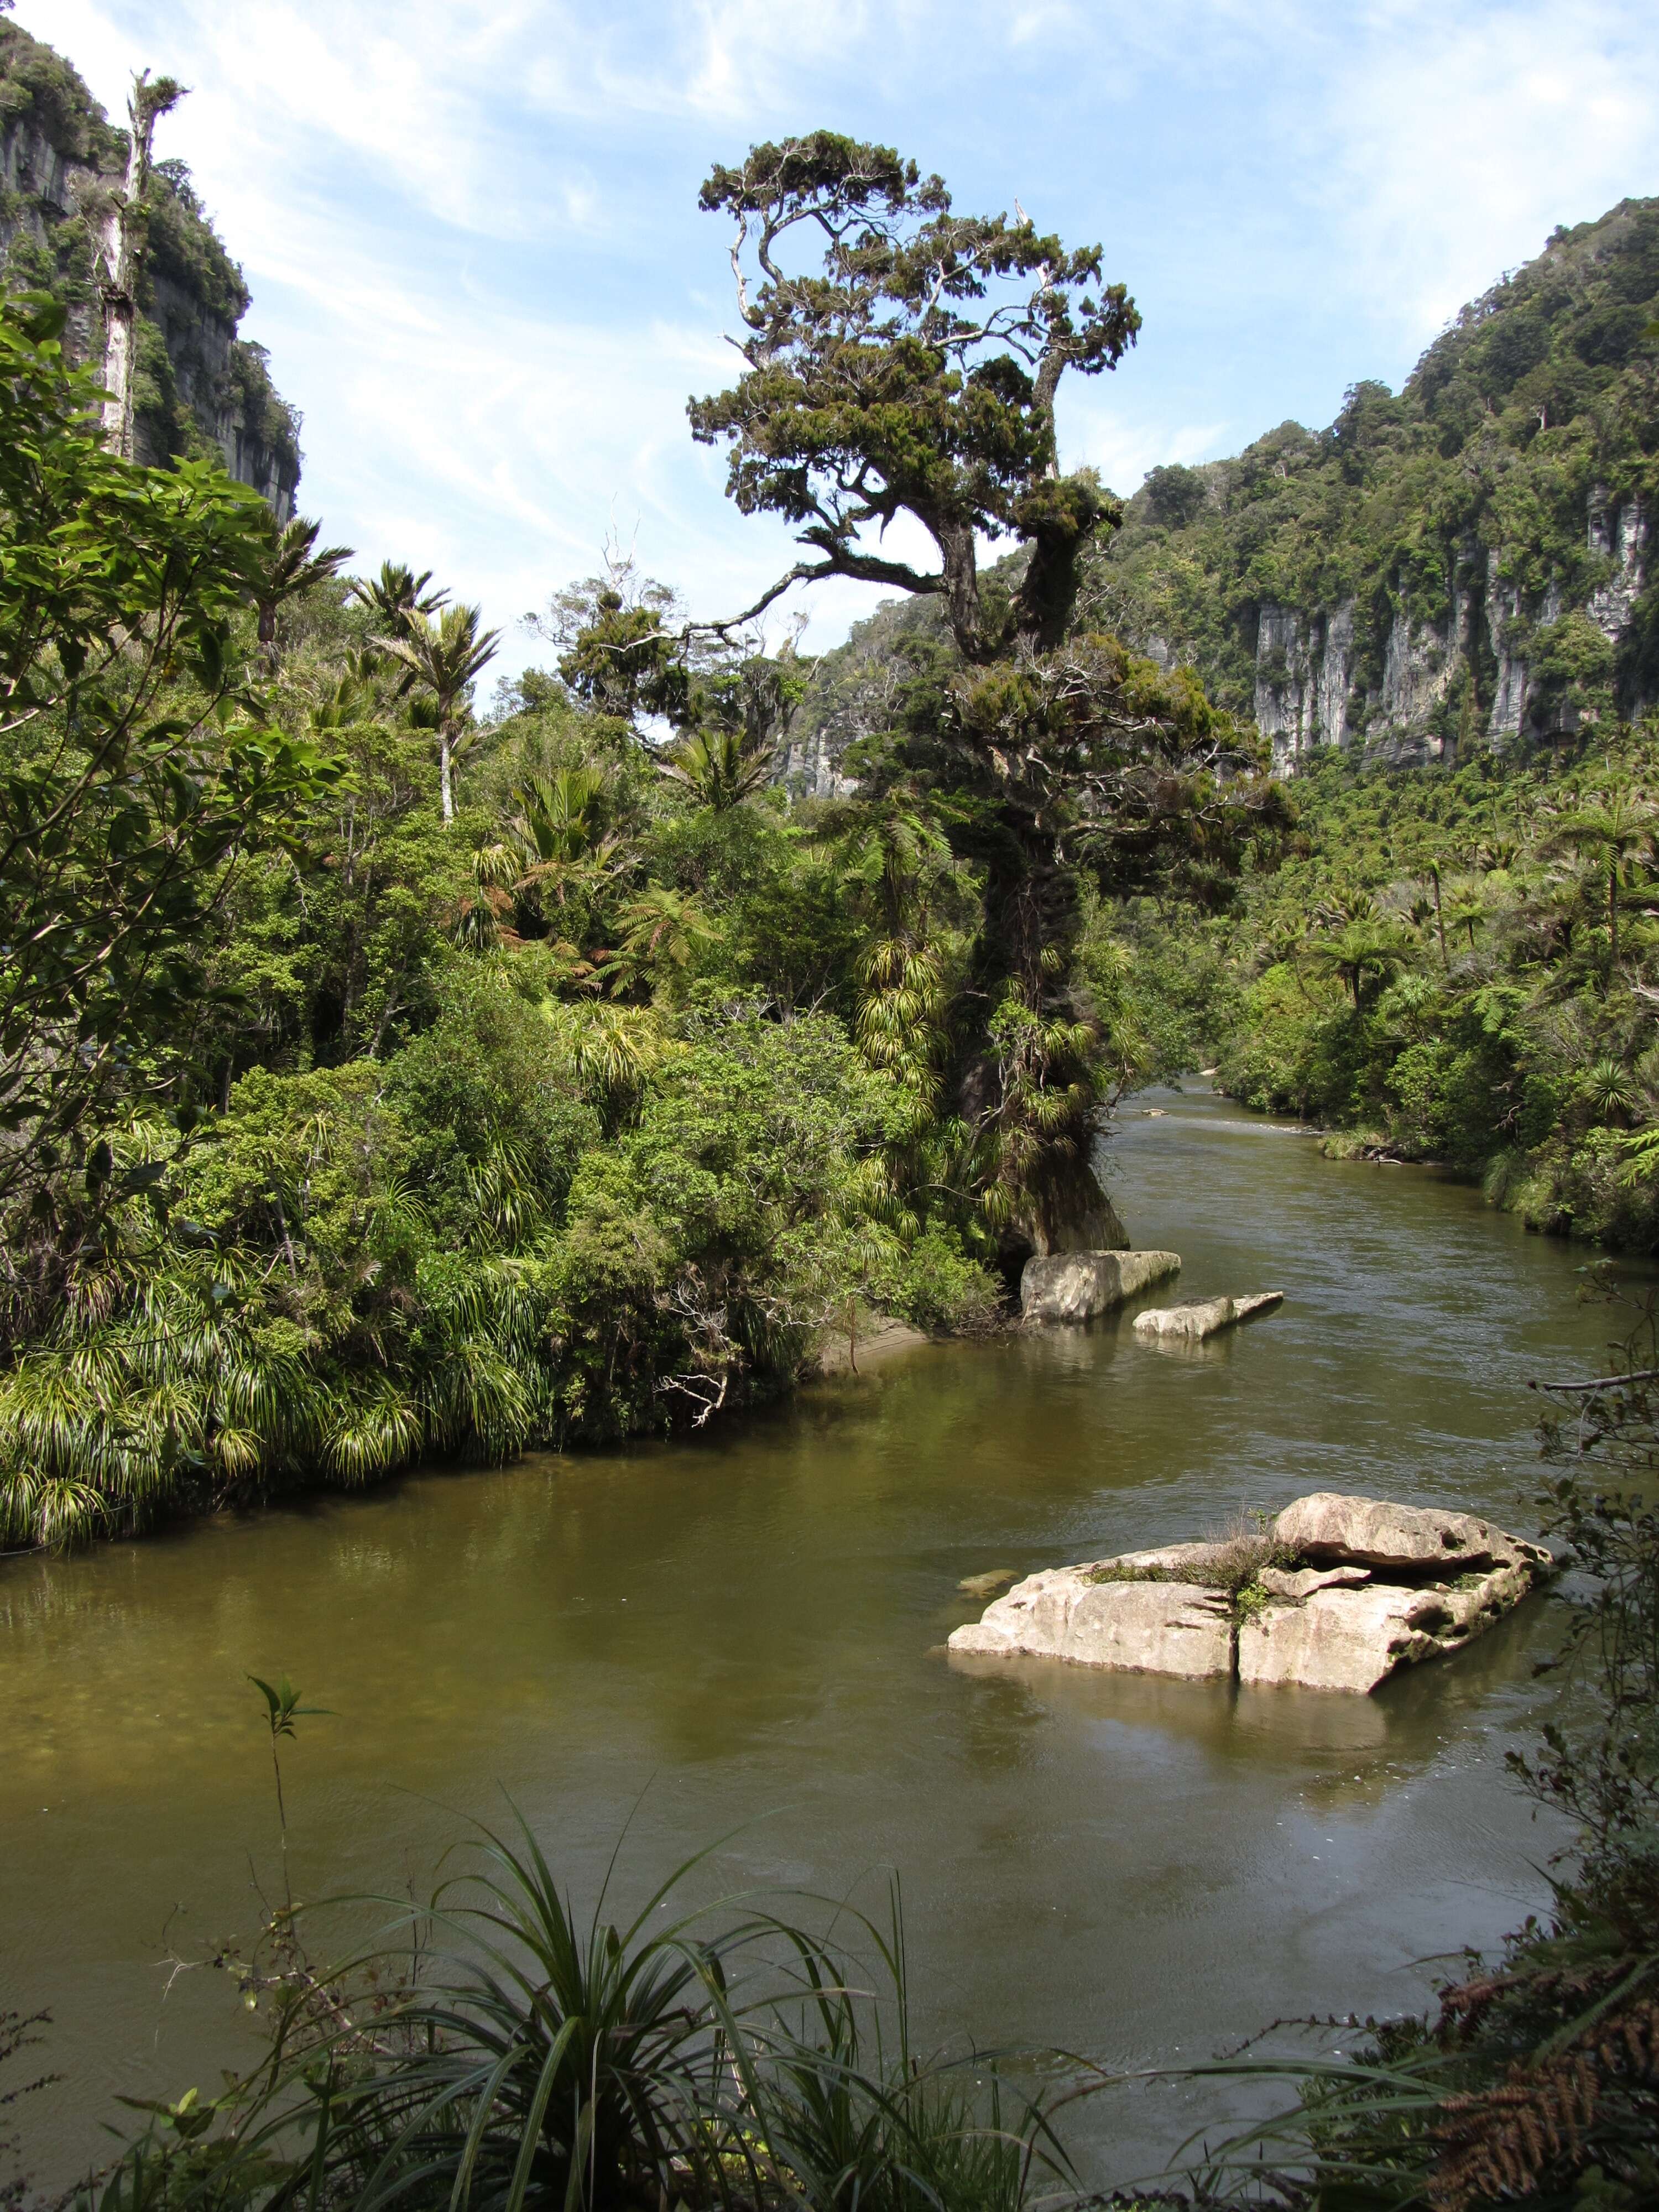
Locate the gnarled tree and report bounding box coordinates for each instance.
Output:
[689,131,1140,661]
[690,135,1277,1262]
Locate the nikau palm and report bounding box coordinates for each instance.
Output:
[1545,791,1657,981]
[378,602,501,822]
[254,515,353,667]
[658,725,774,811]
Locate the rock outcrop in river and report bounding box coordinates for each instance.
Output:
[1133,1291,1283,1341]
[1020,1249,1181,1322]
[948,1491,1553,1693]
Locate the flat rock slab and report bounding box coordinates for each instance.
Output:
[1020,1249,1181,1324]
[946,1490,1554,1695]
[948,1561,1233,1678]
[1256,1563,1370,1600]
[1133,1292,1283,1341]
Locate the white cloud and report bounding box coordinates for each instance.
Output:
[1292,0,1659,349]
[14,0,1659,659]
[1065,395,1238,495]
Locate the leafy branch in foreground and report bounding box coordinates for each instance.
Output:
[247,1673,331,1908]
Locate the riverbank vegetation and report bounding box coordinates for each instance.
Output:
[0,133,1285,1550]
[1102,729,1659,1250]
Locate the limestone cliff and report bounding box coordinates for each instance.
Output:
[0,22,299,513]
[1086,200,1659,773]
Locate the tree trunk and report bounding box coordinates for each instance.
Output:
[1431,865,1448,969]
[439,730,455,823]
[936,520,986,660]
[97,75,180,461]
[1609,863,1619,976]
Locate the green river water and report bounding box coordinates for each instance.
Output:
[1,1088,1640,2186]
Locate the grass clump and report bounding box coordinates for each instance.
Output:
[1192,1514,1298,1598]
[78,1812,1070,2212]
[1086,1515,1299,1612]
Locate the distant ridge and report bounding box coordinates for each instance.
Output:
[784,200,1659,786]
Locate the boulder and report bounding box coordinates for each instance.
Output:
[1238,1561,1539,1693]
[1272,1493,1552,1574]
[1020,1249,1181,1323]
[1133,1292,1283,1341]
[945,1491,1553,1694]
[947,1559,1233,1678]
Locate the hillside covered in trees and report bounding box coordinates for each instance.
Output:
[0,17,300,509]
[1089,197,1659,765]
[4,29,1659,1563]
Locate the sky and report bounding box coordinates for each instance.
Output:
[19,0,1659,668]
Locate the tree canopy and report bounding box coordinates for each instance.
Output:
[689,131,1140,659]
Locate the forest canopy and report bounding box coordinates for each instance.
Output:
[0,133,1285,1551]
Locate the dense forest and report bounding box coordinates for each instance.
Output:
[0,117,1287,1552]
[3,28,1659,2212]
[4,41,1659,1554]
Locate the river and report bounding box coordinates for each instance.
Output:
[0,1087,1639,2187]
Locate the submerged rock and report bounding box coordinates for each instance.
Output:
[1020,1249,1181,1323]
[946,1490,1553,1694]
[957,1568,1020,1599]
[1133,1292,1283,1341]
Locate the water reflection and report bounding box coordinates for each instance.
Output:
[0,1088,1630,2187]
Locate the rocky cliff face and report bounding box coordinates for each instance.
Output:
[1250,490,1648,773]
[0,23,300,514]
[1087,200,1659,775]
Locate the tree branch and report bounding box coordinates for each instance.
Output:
[697,546,944,638]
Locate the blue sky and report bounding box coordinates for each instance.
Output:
[22,0,1659,669]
